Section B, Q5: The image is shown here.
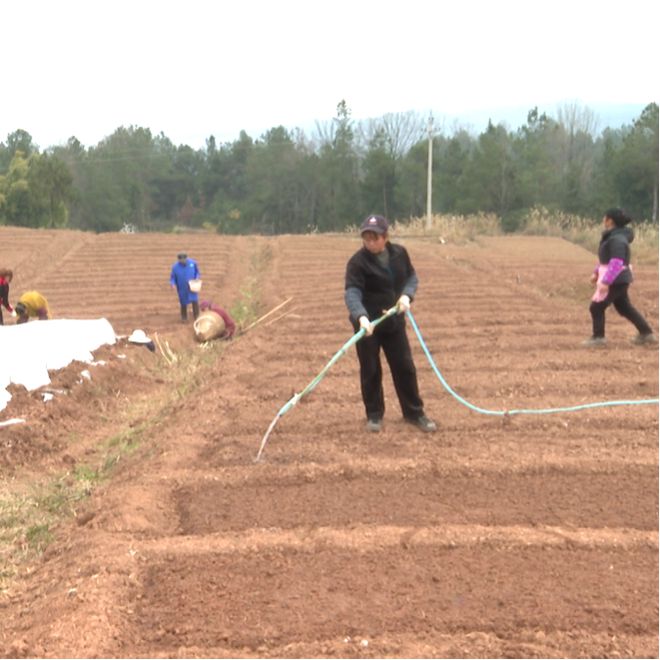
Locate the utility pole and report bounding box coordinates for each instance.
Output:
[426,113,433,231]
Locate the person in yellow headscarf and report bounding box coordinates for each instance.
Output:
[15,291,51,324]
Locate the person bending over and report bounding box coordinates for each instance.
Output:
[15,291,51,324]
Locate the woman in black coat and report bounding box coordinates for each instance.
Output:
[584,208,656,347]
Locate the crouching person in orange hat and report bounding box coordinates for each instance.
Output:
[15,291,51,324]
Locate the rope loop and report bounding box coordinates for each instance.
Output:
[406,310,659,416]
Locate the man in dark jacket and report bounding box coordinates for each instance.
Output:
[584,207,656,346]
[345,214,437,433]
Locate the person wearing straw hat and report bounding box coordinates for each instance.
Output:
[170,252,201,323]
[199,300,236,339]
[345,214,437,434]
[128,329,156,352]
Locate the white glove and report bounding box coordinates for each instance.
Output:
[359,316,374,336]
[10,310,17,317]
[396,294,411,314]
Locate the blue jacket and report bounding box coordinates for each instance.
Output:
[170,258,200,305]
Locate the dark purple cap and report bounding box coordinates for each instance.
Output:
[360,215,388,235]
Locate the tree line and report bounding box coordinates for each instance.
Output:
[0,101,657,234]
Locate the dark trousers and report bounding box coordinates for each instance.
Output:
[180,301,200,321]
[354,317,424,421]
[0,284,8,325]
[590,283,653,338]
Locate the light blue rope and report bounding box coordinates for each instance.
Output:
[406,310,659,416]
[275,307,398,418]
[255,307,398,461]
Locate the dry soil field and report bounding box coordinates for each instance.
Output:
[0,226,657,658]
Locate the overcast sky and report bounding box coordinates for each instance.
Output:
[2,0,657,150]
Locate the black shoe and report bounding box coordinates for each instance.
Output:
[581,336,606,347]
[631,333,658,345]
[366,418,382,433]
[406,415,437,433]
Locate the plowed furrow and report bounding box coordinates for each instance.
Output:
[128,545,657,653]
[173,467,657,534]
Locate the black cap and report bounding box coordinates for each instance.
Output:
[177,252,187,260]
[360,215,388,235]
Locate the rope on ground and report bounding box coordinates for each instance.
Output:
[406,310,660,416]
[254,307,398,462]
[254,307,658,462]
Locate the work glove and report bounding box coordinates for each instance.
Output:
[359,315,374,336]
[396,294,411,315]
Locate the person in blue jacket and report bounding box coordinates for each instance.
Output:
[170,252,201,322]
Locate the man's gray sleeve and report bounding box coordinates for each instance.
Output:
[402,271,418,300]
[345,286,368,321]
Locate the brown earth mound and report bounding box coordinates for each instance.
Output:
[0,228,657,658]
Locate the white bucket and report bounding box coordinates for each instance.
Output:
[189,279,202,292]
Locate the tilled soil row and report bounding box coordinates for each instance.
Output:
[174,465,658,533]
[129,543,656,656]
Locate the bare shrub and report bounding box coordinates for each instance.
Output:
[350,208,657,264]
[393,213,501,243]
[520,207,658,264]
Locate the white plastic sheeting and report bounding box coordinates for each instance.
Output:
[0,318,116,412]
